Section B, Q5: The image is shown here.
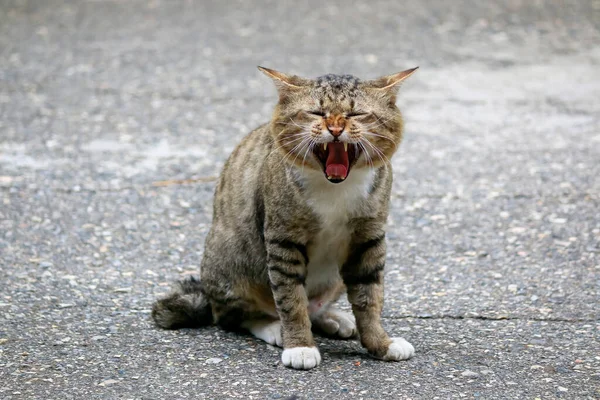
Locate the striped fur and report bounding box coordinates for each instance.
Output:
[152,67,418,369]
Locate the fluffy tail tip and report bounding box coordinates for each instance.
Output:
[151,277,212,329]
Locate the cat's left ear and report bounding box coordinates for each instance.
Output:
[257,66,310,94]
[368,67,419,94]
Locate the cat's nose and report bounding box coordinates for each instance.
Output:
[327,125,344,137]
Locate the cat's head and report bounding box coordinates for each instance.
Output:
[260,66,417,184]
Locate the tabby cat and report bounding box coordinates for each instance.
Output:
[152,66,418,370]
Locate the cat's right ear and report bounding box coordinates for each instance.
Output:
[257,67,309,97]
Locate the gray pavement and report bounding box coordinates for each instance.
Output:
[1,0,599,399]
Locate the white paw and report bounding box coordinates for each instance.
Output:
[243,320,283,347]
[325,309,357,338]
[281,346,321,370]
[382,337,415,361]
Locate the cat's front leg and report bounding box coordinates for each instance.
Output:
[342,232,415,361]
[266,238,321,370]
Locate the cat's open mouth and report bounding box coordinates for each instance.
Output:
[313,141,359,183]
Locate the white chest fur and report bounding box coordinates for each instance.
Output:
[299,168,375,297]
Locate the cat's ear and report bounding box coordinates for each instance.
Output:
[257,66,309,94]
[368,67,419,94]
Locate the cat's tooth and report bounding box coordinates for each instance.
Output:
[323,143,328,151]
[343,142,348,152]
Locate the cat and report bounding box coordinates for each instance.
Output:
[152,66,418,370]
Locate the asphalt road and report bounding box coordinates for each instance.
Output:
[1,0,599,399]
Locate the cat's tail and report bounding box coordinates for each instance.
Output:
[151,276,213,329]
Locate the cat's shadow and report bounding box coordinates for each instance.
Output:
[179,327,404,362]
[321,348,370,361]
[314,336,370,360]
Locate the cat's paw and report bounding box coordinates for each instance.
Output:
[382,337,415,361]
[244,320,283,347]
[281,346,321,370]
[314,309,357,339]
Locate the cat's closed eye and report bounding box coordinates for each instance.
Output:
[346,112,369,118]
[306,111,369,118]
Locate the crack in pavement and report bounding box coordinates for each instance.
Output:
[383,314,599,323]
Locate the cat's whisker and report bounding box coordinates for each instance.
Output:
[362,122,391,133]
[372,113,395,126]
[290,138,312,169]
[362,114,396,131]
[365,141,387,164]
[372,146,391,167]
[360,138,391,166]
[358,141,374,169]
[362,121,387,130]
[280,145,304,167]
[279,135,310,147]
[275,118,303,129]
[279,128,309,135]
[287,117,310,131]
[274,130,313,149]
[360,143,374,168]
[276,131,310,143]
[279,135,314,169]
[272,133,311,155]
[362,131,397,145]
[300,140,316,174]
[273,137,301,162]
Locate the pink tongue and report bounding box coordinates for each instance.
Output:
[325,142,349,179]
